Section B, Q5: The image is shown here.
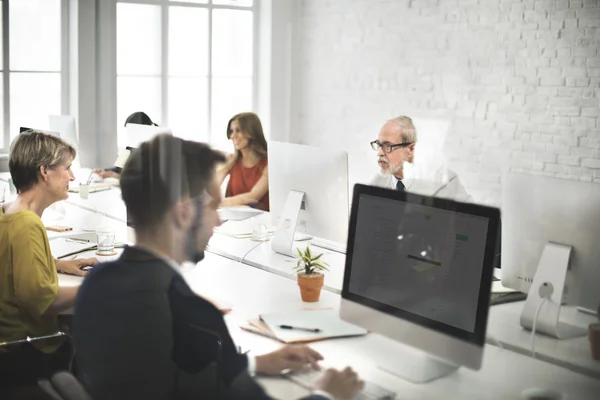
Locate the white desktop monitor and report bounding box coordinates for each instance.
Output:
[268,141,349,255]
[501,172,600,315]
[49,115,78,148]
[49,115,80,169]
[124,123,172,148]
[340,184,500,383]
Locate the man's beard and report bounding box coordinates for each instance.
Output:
[185,226,205,264]
[378,157,404,179]
[185,197,206,264]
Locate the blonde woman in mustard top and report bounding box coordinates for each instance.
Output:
[0,130,98,389]
[217,112,270,211]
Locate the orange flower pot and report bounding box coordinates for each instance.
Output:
[297,273,324,302]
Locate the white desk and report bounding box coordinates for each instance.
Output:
[57,252,600,399]
[65,188,127,223]
[43,202,129,241]
[487,301,600,379]
[208,232,346,294]
[7,169,598,392]
[0,171,127,223]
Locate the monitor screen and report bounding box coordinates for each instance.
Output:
[343,186,499,345]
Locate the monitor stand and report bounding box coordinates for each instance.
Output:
[520,242,587,339]
[271,190,304,258]
[359,334,459,383]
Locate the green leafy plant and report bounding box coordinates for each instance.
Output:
[294,246,329,275]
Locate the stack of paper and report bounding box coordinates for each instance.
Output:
[241,310,368,343]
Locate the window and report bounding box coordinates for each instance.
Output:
[117,0,254,151]
[1,0,67,150]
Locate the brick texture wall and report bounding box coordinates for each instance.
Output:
[293,0,600,205]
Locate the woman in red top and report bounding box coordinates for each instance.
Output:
[218,112,269,211]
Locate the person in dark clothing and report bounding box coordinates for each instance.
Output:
[92,111,158,179]
[74,135,363,400]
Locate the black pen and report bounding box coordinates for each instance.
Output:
[279,325,321,333]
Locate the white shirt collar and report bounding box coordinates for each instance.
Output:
[133,244,183,276]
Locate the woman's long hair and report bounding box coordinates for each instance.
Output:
[226,112,268,165]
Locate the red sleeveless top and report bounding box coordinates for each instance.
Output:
[225,158,270,211]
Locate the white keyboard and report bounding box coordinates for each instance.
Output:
[309,237,347,254]
[286,369,396,400]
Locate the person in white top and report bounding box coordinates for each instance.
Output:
[369,116,472,202]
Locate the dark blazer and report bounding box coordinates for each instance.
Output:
[73,246,327,400]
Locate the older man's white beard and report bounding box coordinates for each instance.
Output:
[378,157,404,180]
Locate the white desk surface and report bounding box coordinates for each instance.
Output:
[65,188,127,223]
[208,232,346,294]
[487,300,600,379]
[59,252,600,399]
[7,169,599,392]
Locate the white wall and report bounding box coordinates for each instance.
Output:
[292,0,600,205]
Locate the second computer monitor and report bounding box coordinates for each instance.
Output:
[502,172,600,314]
[268,141,349,249]
[340,184,499,382]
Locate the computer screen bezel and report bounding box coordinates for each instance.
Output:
[342,184,500,347]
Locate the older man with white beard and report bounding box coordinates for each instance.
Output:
[369,116,472,202]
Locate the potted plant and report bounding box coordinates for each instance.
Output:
[294,245,329,302]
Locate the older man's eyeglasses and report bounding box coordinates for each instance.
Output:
[370,140,413,154]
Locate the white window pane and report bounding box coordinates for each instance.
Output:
[211,77,252,151]
[212,10,253,78]
[10,0,61,71]
[213,0,253,6]
[117,3,161,76]
[170,0,207,3]
[169,7,208,77]
[10,73,61,141]
[117,77,162,149]
[168,77,208,142]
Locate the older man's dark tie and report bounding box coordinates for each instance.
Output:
[396,180,405,191]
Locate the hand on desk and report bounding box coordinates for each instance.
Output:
[92,169,120,180]
[255,345,364,400]
[256,344,323,375]
[56,257,99,277]
[314,367,364,400]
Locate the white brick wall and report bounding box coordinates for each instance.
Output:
[292,0,600,205]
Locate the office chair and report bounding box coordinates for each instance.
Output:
[38,372,93,400]
[0,332,77,400]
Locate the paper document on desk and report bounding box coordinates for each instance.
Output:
[245,310,367,343]
[50,236,97,259]
[69,181,118,193]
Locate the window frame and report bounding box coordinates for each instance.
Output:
[0,0,70,151]
[116,0,258,145]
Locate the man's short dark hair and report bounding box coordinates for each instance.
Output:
[120,134,225,229]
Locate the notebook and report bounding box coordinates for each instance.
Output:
[49,236,98,259]
[242,310,367,343]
